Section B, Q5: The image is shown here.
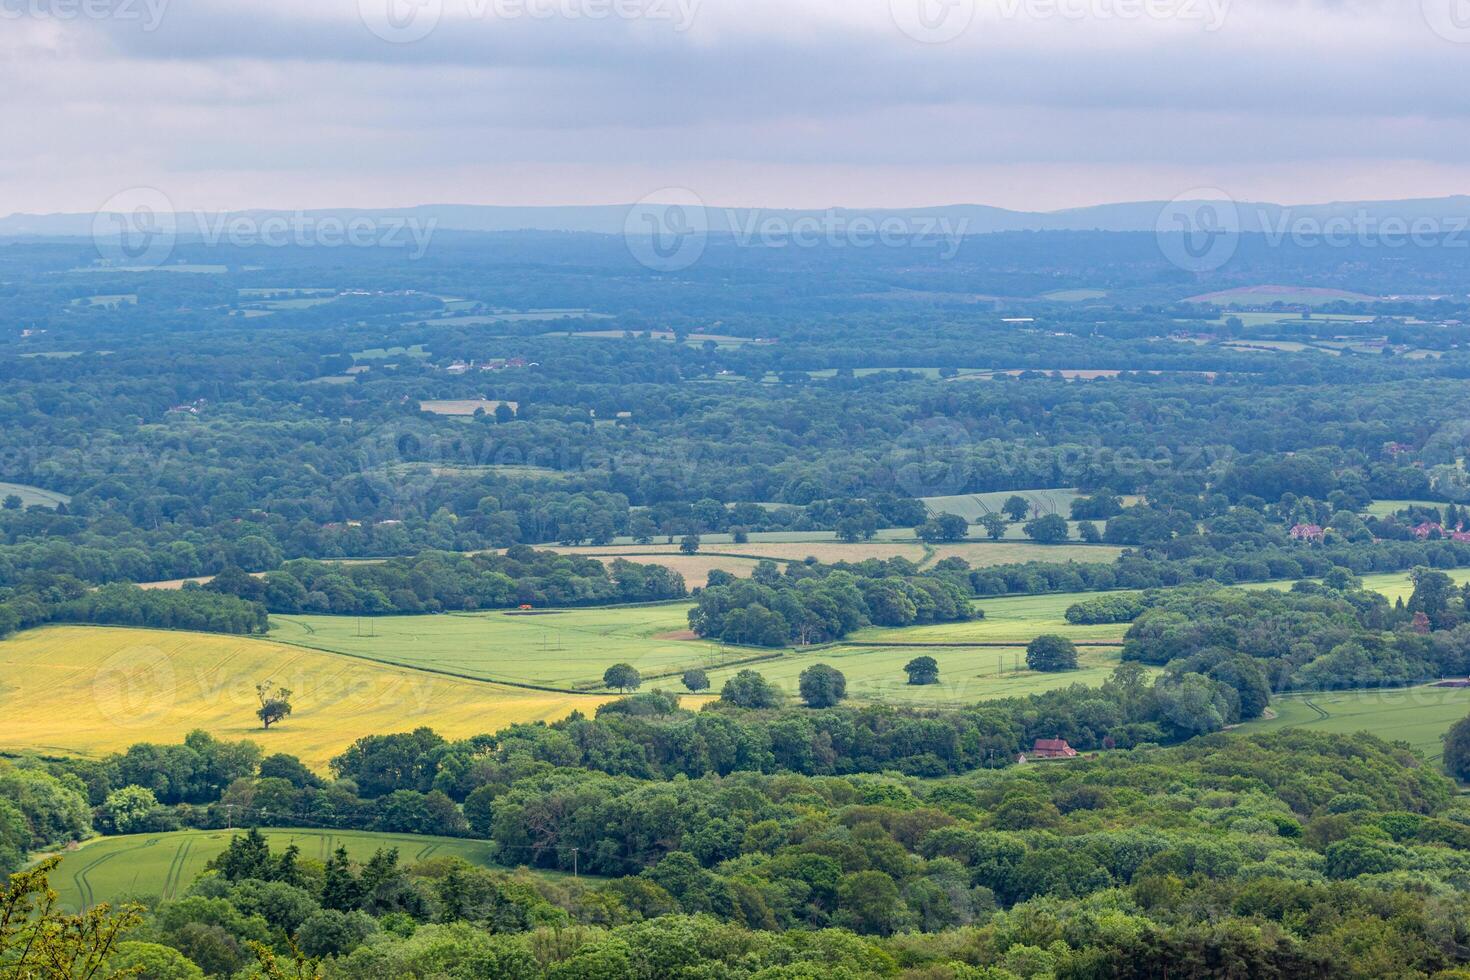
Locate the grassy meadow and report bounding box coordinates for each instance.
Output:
[1356,569,1470,604]
[1184,285,1380,307]
[418,399,517,417]
[1364,499,1451,518]
[920,488,1083,522]
[0,626,612,768]
[545,539,1119,586]
[270,586,1140,694]
[856,590,1135,645]
[49,829,498,911]
[0,480,71,508]
[269,605,731,689]
[700,642,1126,707]
[1242,686,1470,763]
[4,563,1461,775]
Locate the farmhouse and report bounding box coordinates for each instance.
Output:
[1289,523,1325,543]
[1414,522,1444,540]
[1029,738,1078,760]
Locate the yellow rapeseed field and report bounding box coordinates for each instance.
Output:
[0,626,615,769]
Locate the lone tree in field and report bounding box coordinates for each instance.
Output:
[719,669,782,709]
[835,516,873,543]
[904,655,940,686]
[682,668,710,693]
[1026,635,1079,673]
[255,681,294,729]
[1023,513,1071,544]
[1445,713,1470,781]
[1003,495,1032,522]
[680,533,702,555]
[604,663,642,693]
[980,513,1008,541]
[798,664,847,708]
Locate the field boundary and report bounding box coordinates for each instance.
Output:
[844,641,1124,648]
[266,622,604,695]
[578,650,789,690]
[270,617,785,694]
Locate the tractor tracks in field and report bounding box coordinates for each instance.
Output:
[1299,697,1331,721]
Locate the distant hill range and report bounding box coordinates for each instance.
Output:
[7,196,1470,238]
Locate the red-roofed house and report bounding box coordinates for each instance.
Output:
[1290,524,1325,543]
[1414,522,1444,540]
[1030,738,1078,760]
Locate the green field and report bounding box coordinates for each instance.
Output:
[48,829,497,911]
[857,589,1134,645]
[416,310,610,326]
[237,288,335,298]
[1356,569,1470,603]
[74,264,231,274]
[921,488,1084,523]
[1185,286,1380,307]
[701,642,1126,706]
[270,605,731,690]
[1242,686,1470,763]
[253,295,338,310]
[266,570,1462,696]
[1040,289,1108,302]
[0,480,71,508]
[351,344,429,360]
[695,588,1136,706]
[1365,499,1450,518]
[1231,570,1470,759]
[261,566,1468,708]
[269,584,1142,694]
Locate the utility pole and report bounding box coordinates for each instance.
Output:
[225,804,233,830]
[571,846,578,878]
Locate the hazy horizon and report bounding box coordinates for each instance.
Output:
[9,0,1470,215]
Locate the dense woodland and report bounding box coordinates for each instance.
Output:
[6,724,1470,978]
[8,231,1470,975]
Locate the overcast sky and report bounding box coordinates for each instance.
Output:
[5,0,1470,213]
